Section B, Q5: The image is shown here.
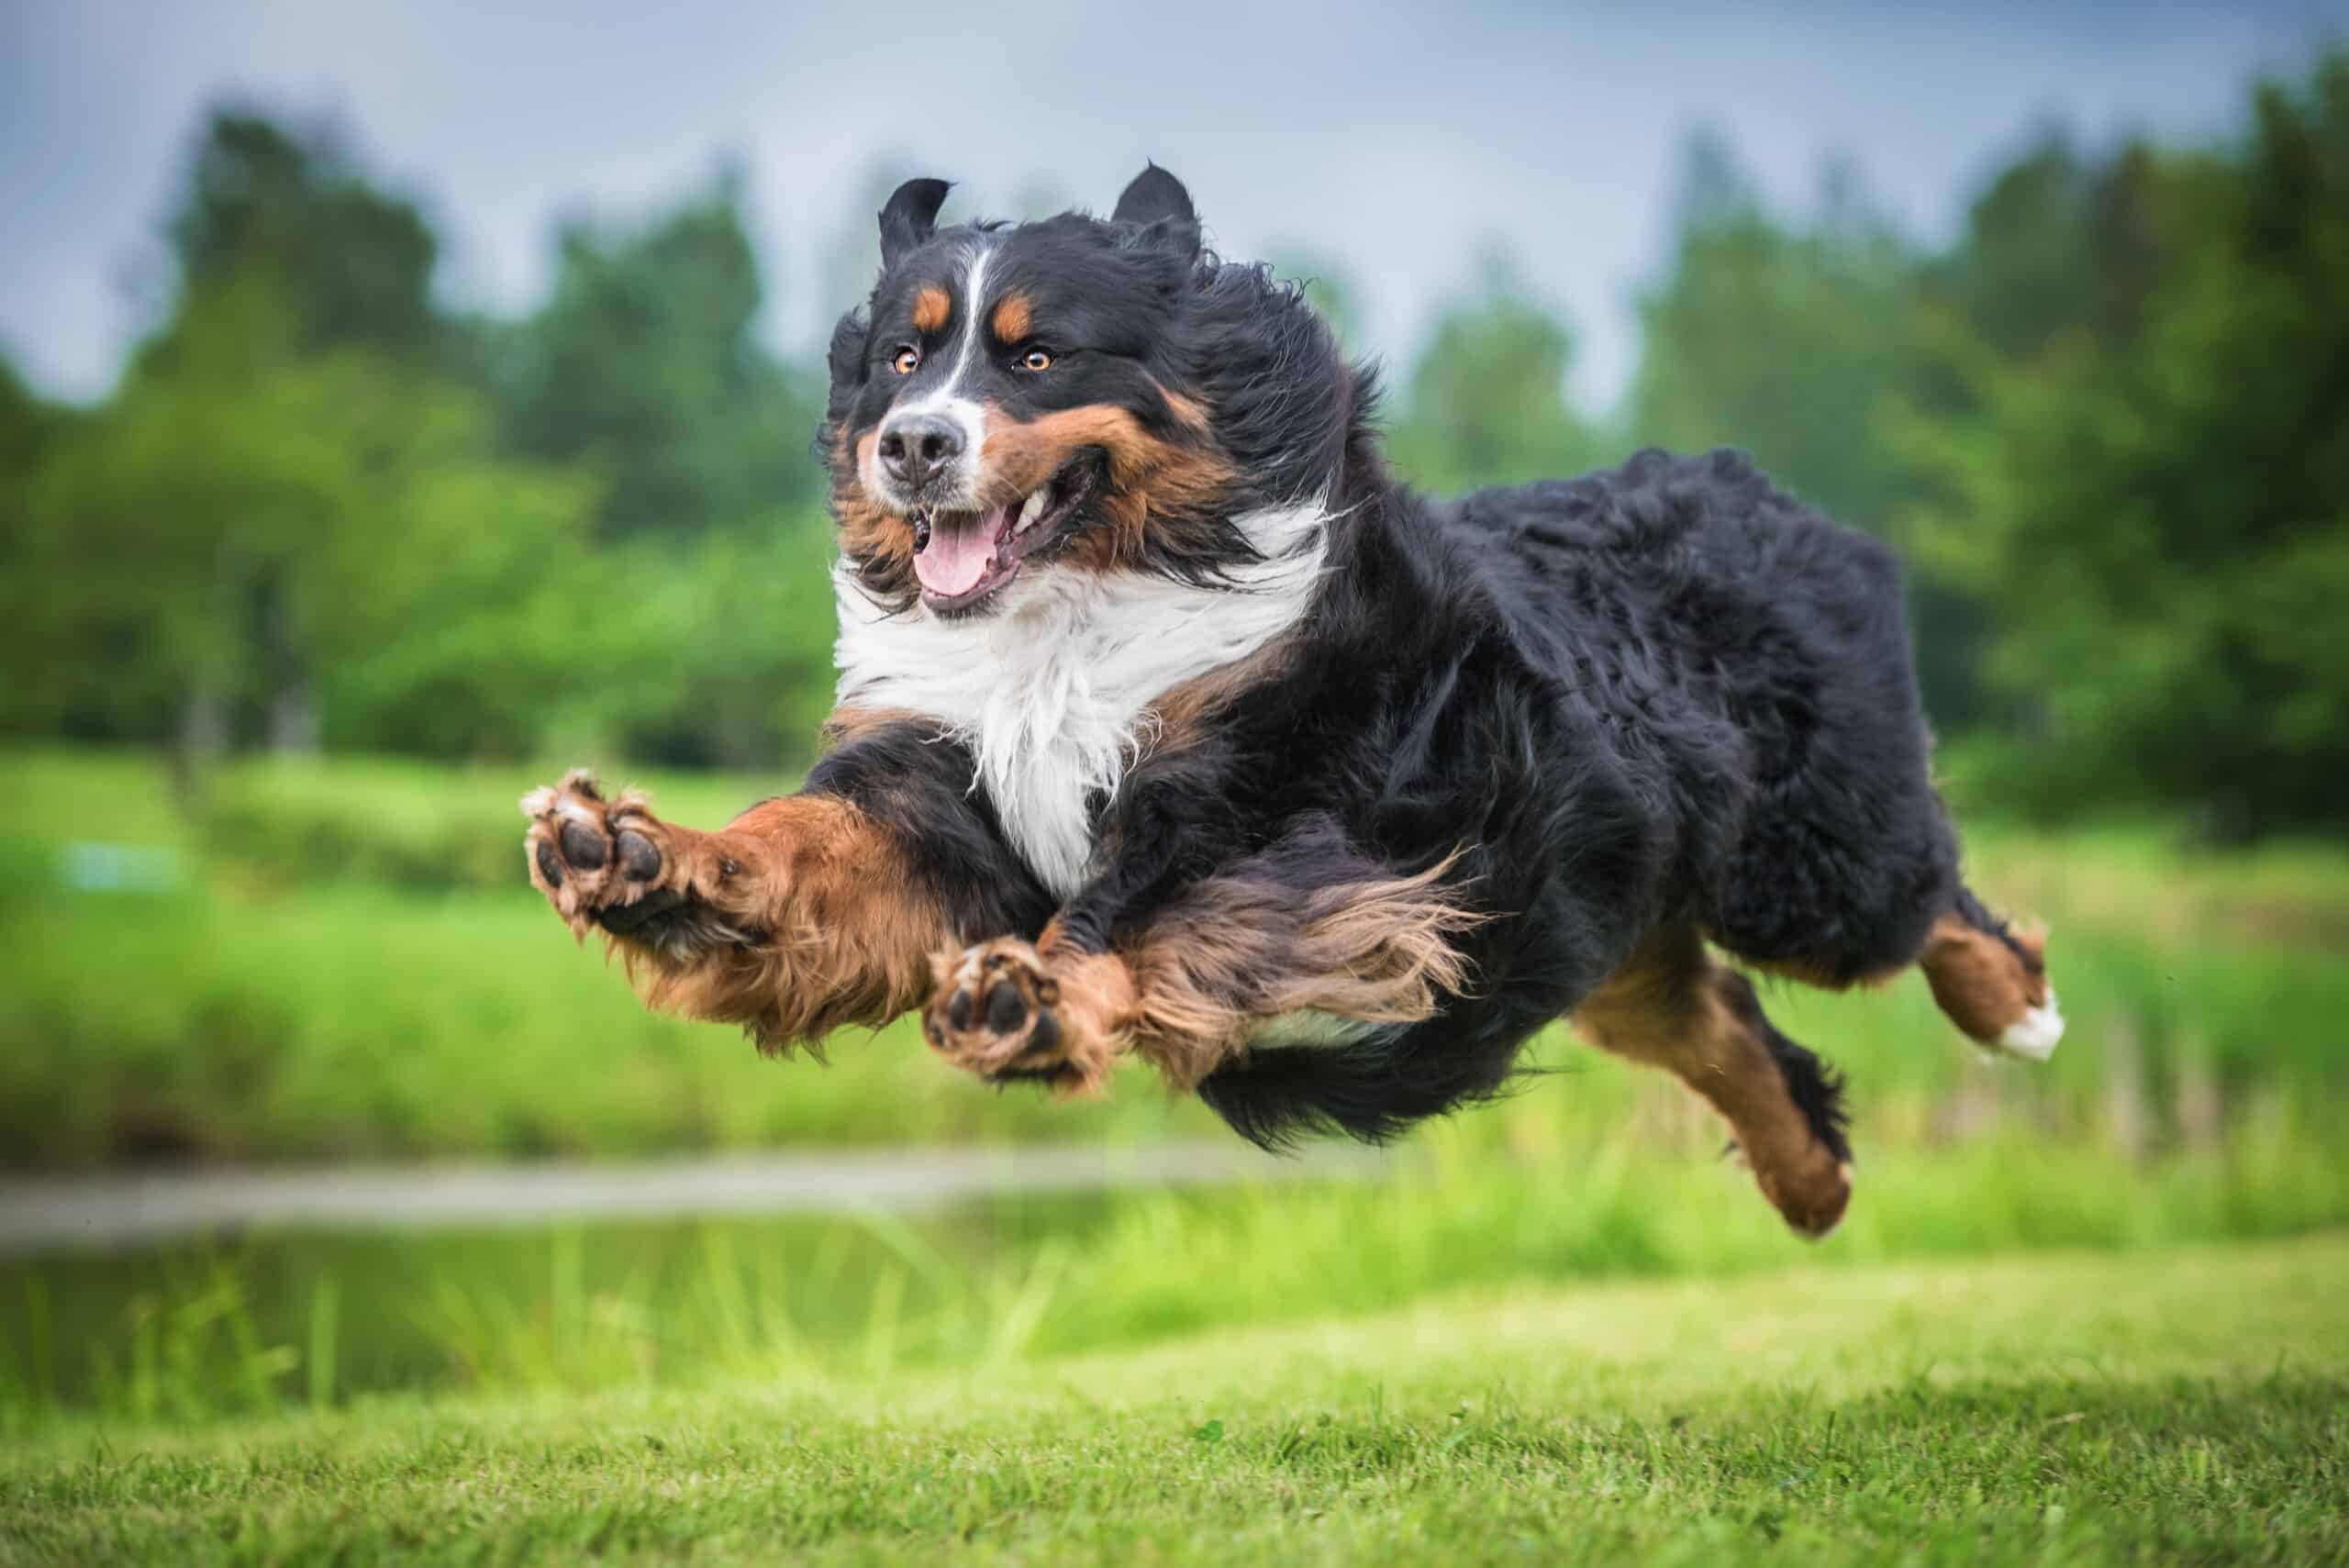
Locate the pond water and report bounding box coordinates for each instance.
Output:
[0,1189,1126,1418]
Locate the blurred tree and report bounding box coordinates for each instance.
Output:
[0,355,61,737]
[1629,137,1925,538]
[21,106,499,756]
[0,352,50,473]
[1908,56,2349,837]
[160,109,442,365]
[1925,130,2098,364]
[1629,134,1990,726]
[8,282,599,760]
[499,165,824,539]
[1386,252,1609,494]
[572,522,843,772]
[12,80,2345,825]
[486,166,841,766]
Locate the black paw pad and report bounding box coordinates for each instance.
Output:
[985,979,1028,1034]
[993,1062,1073,1086]
[615,827,661,882]
[559,820,608,871]
[535,840,564,888]
[1025,1006,1059,1058]
[947,988,972,1030]
[597,886,686,935]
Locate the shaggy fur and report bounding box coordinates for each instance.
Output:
[521,164,2059,1236]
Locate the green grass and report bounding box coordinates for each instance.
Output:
[7,743,2349,1169]
[4,1233,2343,1564]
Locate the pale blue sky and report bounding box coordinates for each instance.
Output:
[3,1,2341,410]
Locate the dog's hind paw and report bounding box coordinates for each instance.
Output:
[1991,993,2065,1062]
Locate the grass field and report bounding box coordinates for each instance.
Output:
[5,1233,2343,1564]
[5,745,2346,1561]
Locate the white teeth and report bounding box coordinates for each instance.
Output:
[1016,490,1047,533]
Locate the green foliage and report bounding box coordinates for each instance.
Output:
[9,61,2349,817]
[1924,132,2103,362]
[1626,136,2000,726]
[0,750,1225,1169]
[2,116,840,772]
[1385,253,1609,492]
[0,354,51,473]
[496,164,827,538]
[1905,60,2349,837]
[1631,139,1921,532]
[572,521,845,770]
[0,361,58,702]
[7,747,2349,1172]
[5,284,597,758]
[182,750,796,896]
[162,109,442,365]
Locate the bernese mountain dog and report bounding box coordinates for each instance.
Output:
[522,164,2062,1237]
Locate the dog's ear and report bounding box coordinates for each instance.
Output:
[878,178,952,269]
[1112,162,1200,258]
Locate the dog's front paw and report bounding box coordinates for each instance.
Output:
[520,770,757,956]
[922,939,1119,1095]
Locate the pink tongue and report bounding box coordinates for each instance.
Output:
[915,510,1008,597]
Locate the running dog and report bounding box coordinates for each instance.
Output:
[522,166,2060,1236]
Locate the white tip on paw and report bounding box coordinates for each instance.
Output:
[1998,992,2065,1061]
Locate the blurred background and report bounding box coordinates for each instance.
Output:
[2,2,2345,1426]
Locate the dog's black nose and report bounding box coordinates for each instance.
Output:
[876,414,964,492]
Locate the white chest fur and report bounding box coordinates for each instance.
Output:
[831,499,1330,899]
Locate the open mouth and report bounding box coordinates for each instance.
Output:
[911,457,1099,615]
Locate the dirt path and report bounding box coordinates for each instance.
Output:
[0,1142,1384,1251]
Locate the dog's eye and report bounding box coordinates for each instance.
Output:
[891,347,920,376]
[1018,349,1053,373]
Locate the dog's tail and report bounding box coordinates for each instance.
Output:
[1918,884,2063,1059]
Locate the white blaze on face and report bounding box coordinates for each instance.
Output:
[866,240,996,508]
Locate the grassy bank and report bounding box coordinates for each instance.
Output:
[0,747,1223,1163]
[5,1233,2343,1564]
[6,744,2348,1169]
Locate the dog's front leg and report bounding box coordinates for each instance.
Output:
[522,770,952,1052]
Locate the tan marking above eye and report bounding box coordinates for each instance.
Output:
[911,286,951,335]
[892,346,920,375]
[1019,348,1053,372]
[991,292,1032,342]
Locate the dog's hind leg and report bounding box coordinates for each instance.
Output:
[921,843,1480,1100]
[1573,924,1854,1238]
[1919,885,2063,1060]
